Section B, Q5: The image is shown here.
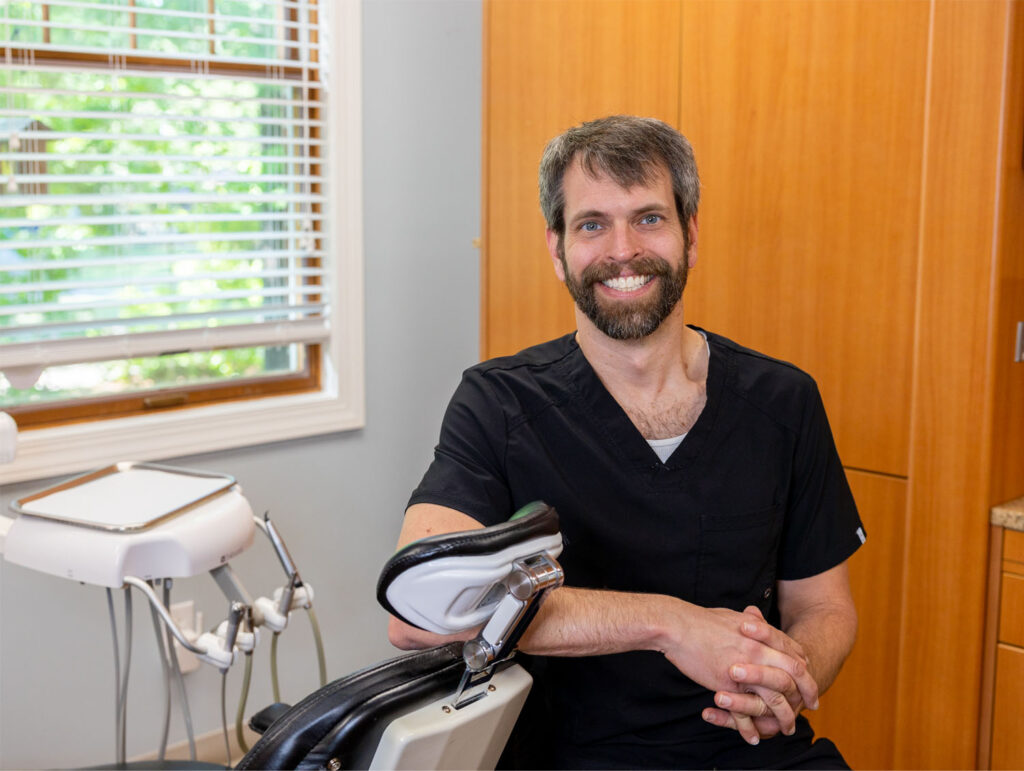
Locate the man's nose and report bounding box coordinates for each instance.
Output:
[609,225,641,261]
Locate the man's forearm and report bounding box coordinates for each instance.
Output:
[783,602,857,696]
[388,585,670,655]
[516,585,672,657]
[777,562,858,697]
[393,581,814,703]
[517,585,817,705]
[391,585,677,657]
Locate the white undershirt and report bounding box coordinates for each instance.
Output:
[647,434,687,463]
[645,335,710,463]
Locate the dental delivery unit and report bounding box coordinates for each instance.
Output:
[0,454,565,769]
[0,461,327,767]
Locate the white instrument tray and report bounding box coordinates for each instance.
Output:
[4,462,254,587]
[11,462,237,532]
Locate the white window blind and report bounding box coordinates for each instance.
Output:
[0,0,330,389]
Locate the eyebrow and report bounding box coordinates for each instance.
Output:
[568,203,672,228]
[568,209,606,226]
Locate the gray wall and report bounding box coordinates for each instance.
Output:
[0,1,482,766]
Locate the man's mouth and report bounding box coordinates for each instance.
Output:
[600,275,654,292]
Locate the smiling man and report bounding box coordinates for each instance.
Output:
[391,115,864,769]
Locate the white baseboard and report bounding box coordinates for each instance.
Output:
[130,724,263,767]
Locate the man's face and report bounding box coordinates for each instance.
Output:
[546,160,695,341]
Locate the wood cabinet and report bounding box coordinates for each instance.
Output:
[988,529,1024,770]
[677,0,925,476]
[483,0,680,358]
[992,645,1024,770]
[485,0,929,477]
[483,1,1024,768]
[1000,571,1024,648]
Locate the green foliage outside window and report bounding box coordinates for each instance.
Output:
[0,0,318,408]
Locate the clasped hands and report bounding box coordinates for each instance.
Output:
[663,603,818,747]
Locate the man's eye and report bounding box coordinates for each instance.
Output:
[580,222,601,232]
[640,214,662,225]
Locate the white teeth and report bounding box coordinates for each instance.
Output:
[602,275,652,292]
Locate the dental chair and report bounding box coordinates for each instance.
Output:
[237,501,564,770]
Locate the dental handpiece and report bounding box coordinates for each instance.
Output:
[223,602,246,656]
[277,574,301,617]
[263,512,299,580]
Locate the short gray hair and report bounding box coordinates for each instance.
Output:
[538,115,700,236]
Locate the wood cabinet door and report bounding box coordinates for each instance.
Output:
[485,0,927,476]
[483,0,680,359]
[992,644,1024,770]
[677,0,927,476]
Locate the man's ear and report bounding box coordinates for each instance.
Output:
[546,228,566,282]
[686,215,699,268]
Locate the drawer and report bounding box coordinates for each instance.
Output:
[1000,573,1024,647]
[992,644,1024,769]
[1006,529,1024,567]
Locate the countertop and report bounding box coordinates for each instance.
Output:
[992,497,1024,531]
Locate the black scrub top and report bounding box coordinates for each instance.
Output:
[409,329,864,769]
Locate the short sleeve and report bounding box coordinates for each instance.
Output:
[406,368,514,526]
[777,382,865,580]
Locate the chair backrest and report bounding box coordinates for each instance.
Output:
[237,503,563,771]
[366,658,534,770]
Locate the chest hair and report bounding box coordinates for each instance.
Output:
[623,384,707,440]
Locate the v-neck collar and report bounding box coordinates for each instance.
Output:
[556,326,728,472]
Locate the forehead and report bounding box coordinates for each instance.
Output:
[561,159,674,217]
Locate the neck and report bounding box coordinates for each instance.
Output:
[575,303,706,393]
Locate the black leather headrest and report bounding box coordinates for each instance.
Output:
[375,502,559,624]
[236,643,465,770]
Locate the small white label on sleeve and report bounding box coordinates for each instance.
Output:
[856,527,866,544]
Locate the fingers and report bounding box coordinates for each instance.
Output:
[704,703,762,746]
[745,686,797,735]
[715,679,798,737]
[701,706,782,743]
[714,689,775,721]
[739,648,817,710]
[736,611,819,710]
[743,605,766,621]
[729,663,801,708]
[739,606,807,663]
[731,710,761,745]
[704,631,804,742]
[782,660,818,710]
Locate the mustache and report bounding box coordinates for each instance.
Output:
[579,256,675,284]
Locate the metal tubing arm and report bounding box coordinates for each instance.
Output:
[253,513,299,581]
[210,563,254,607]
[122,576,206,656]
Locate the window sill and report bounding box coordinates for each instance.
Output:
[0,386,364,485]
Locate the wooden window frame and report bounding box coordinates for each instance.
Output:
[0,0,365,485]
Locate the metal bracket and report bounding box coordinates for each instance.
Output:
[451,551,564,709]
[451,665,492,710]
[209,563,253,606]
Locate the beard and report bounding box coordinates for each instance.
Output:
[560,249,688,340]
